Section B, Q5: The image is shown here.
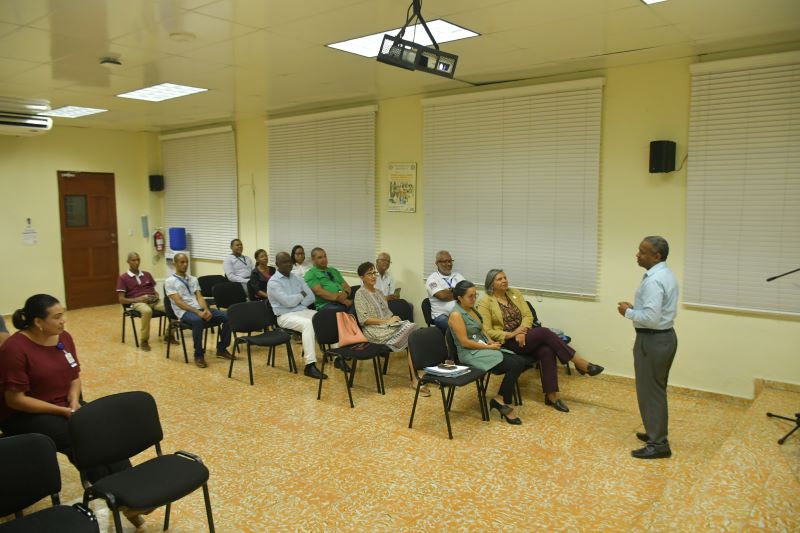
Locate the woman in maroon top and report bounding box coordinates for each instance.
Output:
[0,294,144,525]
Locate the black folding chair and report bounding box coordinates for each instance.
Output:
[408,328,488,439]
[69,391,215,533]
[421,298,433,326]
[163,290,212,364]
[0,433,99,532]
[313,310,390,408]
[264,299,304,361]
[121,304,164,347]
[198,275,226,307]
[212,281,247,310]
[227,301,295,385]
[381,298,415,375]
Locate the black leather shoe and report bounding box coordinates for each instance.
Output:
[544,397,570,412]
[577,363,604,376]
[304,364,327,379]
[636,431,648,443]
[631,444,671,459]
[489,398,512,416]
[334,358,351,372]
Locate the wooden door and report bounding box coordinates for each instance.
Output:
[58,171,119,309]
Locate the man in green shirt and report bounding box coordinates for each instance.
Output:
[304,247,354,312]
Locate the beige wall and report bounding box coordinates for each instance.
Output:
[0,126,159,313]
[2,55,798,397]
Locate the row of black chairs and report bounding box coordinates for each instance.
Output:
[0,391,214,533]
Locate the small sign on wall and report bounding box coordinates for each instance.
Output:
[388,162,417,213]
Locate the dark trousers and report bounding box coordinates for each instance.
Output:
[504,327,575,393]
[320,302,355,314]
[0,407,131,483]
[181,309,231,359]
[634,329,678,446]
[491,352,527,405]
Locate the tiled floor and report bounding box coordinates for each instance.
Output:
[4,304,799,532]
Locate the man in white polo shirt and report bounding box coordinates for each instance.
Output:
[426,250,464,332]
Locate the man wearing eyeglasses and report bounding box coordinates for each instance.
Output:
[375,252,399,301]
[304,247,354,312]
[426,250,464,332]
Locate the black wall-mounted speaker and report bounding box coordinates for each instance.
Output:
[149,174,164,191]
[649,141,676,173]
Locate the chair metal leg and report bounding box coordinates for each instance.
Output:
[372,358,383,394]
[408,380,423,429]
[317,352,328,400]
[247,344,254,386]
[343,358,355,408]
[227,346,235,378]
[564,361,572,375]
[180,329,189,363]
[202,483,216,533]
[286,342,297,373]
[164,502,171,531]
[121,313,126,343]
[166,323,172,360]
[440,385,454,439]
[130,315,139,347]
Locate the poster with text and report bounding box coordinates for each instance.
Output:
[388,162,416,213]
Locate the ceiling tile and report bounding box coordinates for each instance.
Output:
[0,0,51,25]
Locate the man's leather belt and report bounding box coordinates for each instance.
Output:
[635,327,674,334]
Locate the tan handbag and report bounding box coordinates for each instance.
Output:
[336,312,368,347]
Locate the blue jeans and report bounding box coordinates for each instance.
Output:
[181,309,231,359]
[432,313,450,333]
[319,302,355,314]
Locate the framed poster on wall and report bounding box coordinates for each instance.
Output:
[388,162,416,213]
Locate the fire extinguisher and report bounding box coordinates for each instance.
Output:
[153,229,165,253]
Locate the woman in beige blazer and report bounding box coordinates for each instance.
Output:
[476,269,604,413]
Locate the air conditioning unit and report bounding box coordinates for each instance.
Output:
[0,97,52,136]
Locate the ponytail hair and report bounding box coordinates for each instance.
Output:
[12,294,60,330]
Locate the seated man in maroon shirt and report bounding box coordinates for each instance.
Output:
[116,252,169,351]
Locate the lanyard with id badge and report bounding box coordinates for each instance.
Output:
[58,340,78,368]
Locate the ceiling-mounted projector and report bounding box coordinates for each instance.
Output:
[376,0,459,79]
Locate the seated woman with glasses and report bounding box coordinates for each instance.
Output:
[290,245,310,278]
[476,269,604,413]
[448,280,526,425]
[354,262,427,395]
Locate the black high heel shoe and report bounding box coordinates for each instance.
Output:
[576,363,604,376]
[490,399,522,425]
[545,397,570,412]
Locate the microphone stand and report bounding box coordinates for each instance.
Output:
[765,266,800,444]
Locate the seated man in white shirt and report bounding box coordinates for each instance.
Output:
[223,239,254,292]
[165,253,234,368]
[268,252,326,380]
[426,250,465,332]
[374,252,400,301]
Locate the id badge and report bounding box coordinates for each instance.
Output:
[64,351,78,368]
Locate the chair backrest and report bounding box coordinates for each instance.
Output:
[444,328,459,362]
[212,281,247,309]
[388,298,413,322]
[198,275,227,298]
[69,391,163,471]
[263,300,280,328]
[525,300,542,327]
[227,301,269,334]
[311,309,340,346]
[0,433,61,516]
[348,284,360,300]
[421,298,433,326]
[163,289,179,321]
[408,327,448,371]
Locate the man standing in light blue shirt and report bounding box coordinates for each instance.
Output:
[268,252,326,380]
[618,236,679,460]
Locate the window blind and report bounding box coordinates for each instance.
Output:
[422,79,603,296]
[267,107,376,272]
[685,52,800,315]
[161,127,239,260]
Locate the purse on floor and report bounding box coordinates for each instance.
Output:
[336,312,368,347]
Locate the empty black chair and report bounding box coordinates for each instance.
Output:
[312,310,390,408]
[121,304,165,348]
[69,391,215,533]
[526,300,571,375]
[227,301,295,385]
[198,275,226,307]
[163,290,212,364]
[0,433,99,532]
[408,328,488,439]
[212,281,247,310]
[421,298,433,327]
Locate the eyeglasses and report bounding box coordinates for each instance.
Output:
[437,259,454,264]
[364,271,378,277]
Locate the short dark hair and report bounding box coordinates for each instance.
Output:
[310,247,325,258]
[230,238,241,247]
[12,294,60,330]
[643,235,669,261]
[357,262,375,277]
[453,280,476,302]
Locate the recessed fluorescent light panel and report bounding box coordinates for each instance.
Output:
[641,0,668,4]
[117,83,207,102]
[328,19,478,58]
[42,106,108,118]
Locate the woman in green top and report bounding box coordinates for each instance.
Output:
[448,280,526,425]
